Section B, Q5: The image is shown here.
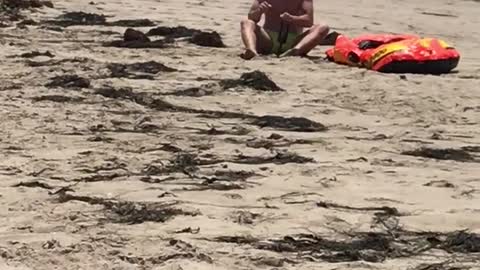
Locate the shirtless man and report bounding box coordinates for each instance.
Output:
[240,0,329,59]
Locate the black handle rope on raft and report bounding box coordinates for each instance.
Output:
[277,20,290,56]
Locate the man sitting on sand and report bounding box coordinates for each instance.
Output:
[240,0,329,59]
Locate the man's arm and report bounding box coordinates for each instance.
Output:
[248,0,271,23]
[281,0,314,27]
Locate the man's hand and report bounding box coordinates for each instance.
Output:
[280,12,294,22]
[258,1,272,13]
[279,0,314,27]
[248,0,271,22]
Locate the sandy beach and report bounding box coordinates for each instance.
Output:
[1,0,479,269]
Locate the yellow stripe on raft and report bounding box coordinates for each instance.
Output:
[367,43,407,69]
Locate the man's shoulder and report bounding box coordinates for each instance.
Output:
[297,0,310,6]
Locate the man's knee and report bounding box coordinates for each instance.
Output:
[240,19,256,30]
[312,24,330,36]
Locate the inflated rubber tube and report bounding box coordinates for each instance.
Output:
[326,34,460,74]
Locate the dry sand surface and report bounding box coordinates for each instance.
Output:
[1,0,480,269]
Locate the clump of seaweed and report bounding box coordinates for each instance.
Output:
[252,115,327,132]
[43,11,155,27]
[147,26,226,47]
[104,28,173,49]
[106,61,177,79]
[220,71,284,92]
[45,74,90,89]
[56,192,198,224]
[402,147,476,162]
[212,229,480,263]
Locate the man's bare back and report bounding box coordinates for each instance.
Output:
[240,0,330,59]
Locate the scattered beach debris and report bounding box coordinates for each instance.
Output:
[94,86,134,99]
[155,143,183,153]
[244,137,318,149]
[176,169,259,191]
[46,11,106,27]
[94,87,327,133]
[0,9,22,22]
[18,50,55,58]
[106,61,177,79]
[234,151,315,165]
[107,18,155,27]
[43,11,155,27]
[213,229,480,263]
[402,147,476,162]
[0,82,22,91]
[190,31,225,47]
[124,28,150,42]
[147,25,226,47]
[178,181,247,192]
[107,27,225,48]
[232,210,261,225]
[252,115,327,132]
[1,0,52,23]
[12,180,54,190]
[105,38,171,49]
[142,153,204,176]
[86,135,114,143]
[212,170,258,182]
[55,192,198,224]
[213,235,259,245]
[442,230,480,253]
[421,11,458,18]
[256,233,391,263]
[45,74,91,89]
[195,125,251,136]
[410,261,469,270]
[147,26,200,38]
[174,227,200,234]
[220,71,284,92]
[252,256,286,267]
[461,146,480,152]
[26,57,90,67]
[142,151,311,178]
[423,180,455,188]
[316,201,401,216]
[165,86,215,97]
[1,0,53,10]
[105,28,172,49]
[119,239,212,265]
[32,95,85,103]
[72,172,125,183]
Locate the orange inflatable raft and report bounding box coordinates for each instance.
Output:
[326,34,460,74]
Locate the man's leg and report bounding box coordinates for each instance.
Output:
[281,23,330,57]
[240,19,273,60]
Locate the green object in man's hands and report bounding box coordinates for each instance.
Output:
[277,20,290,56]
